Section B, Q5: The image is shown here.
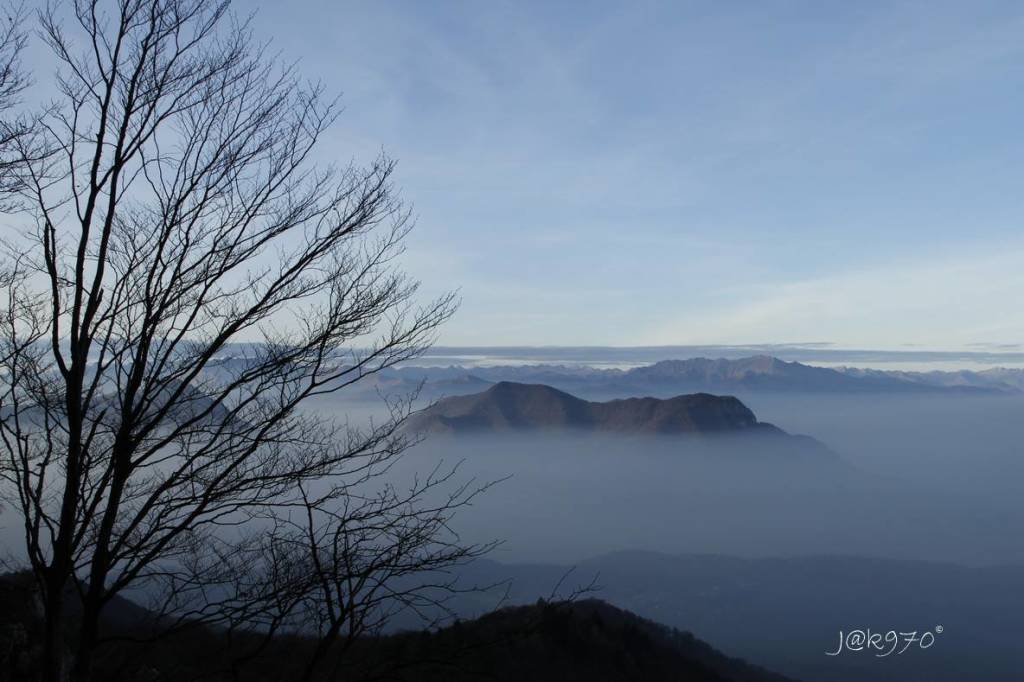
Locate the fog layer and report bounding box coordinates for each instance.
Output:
[330,392,1024,565]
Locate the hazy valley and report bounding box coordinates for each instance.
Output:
[301,353,1024,680]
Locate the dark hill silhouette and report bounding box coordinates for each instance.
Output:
[370,598,797,682]
[0,574,794,682]
[410,381,787,436]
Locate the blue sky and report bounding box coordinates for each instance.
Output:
[202,3,1024,347]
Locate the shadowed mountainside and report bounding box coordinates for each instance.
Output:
[407,381,788,435]
[369,598,797,682]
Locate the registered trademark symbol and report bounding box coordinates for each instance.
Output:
[935,625,943,633]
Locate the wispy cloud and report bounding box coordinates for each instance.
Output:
[227,1,1024,348]
[650,243,1024,349]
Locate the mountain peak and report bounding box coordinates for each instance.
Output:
[487,380,571,397]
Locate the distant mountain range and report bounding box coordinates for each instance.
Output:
[833,365,1024,393]
[336,355,1022,402]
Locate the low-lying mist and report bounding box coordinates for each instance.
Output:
[740,392,1024,499]
[321,391,1024,566]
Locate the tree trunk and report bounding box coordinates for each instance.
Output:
[41,572,68,682]
[70,613,98,682]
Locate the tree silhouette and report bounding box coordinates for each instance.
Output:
[0,2,488,680]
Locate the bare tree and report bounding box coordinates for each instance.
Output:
[0,5,33,204]
[0,2,487,681]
